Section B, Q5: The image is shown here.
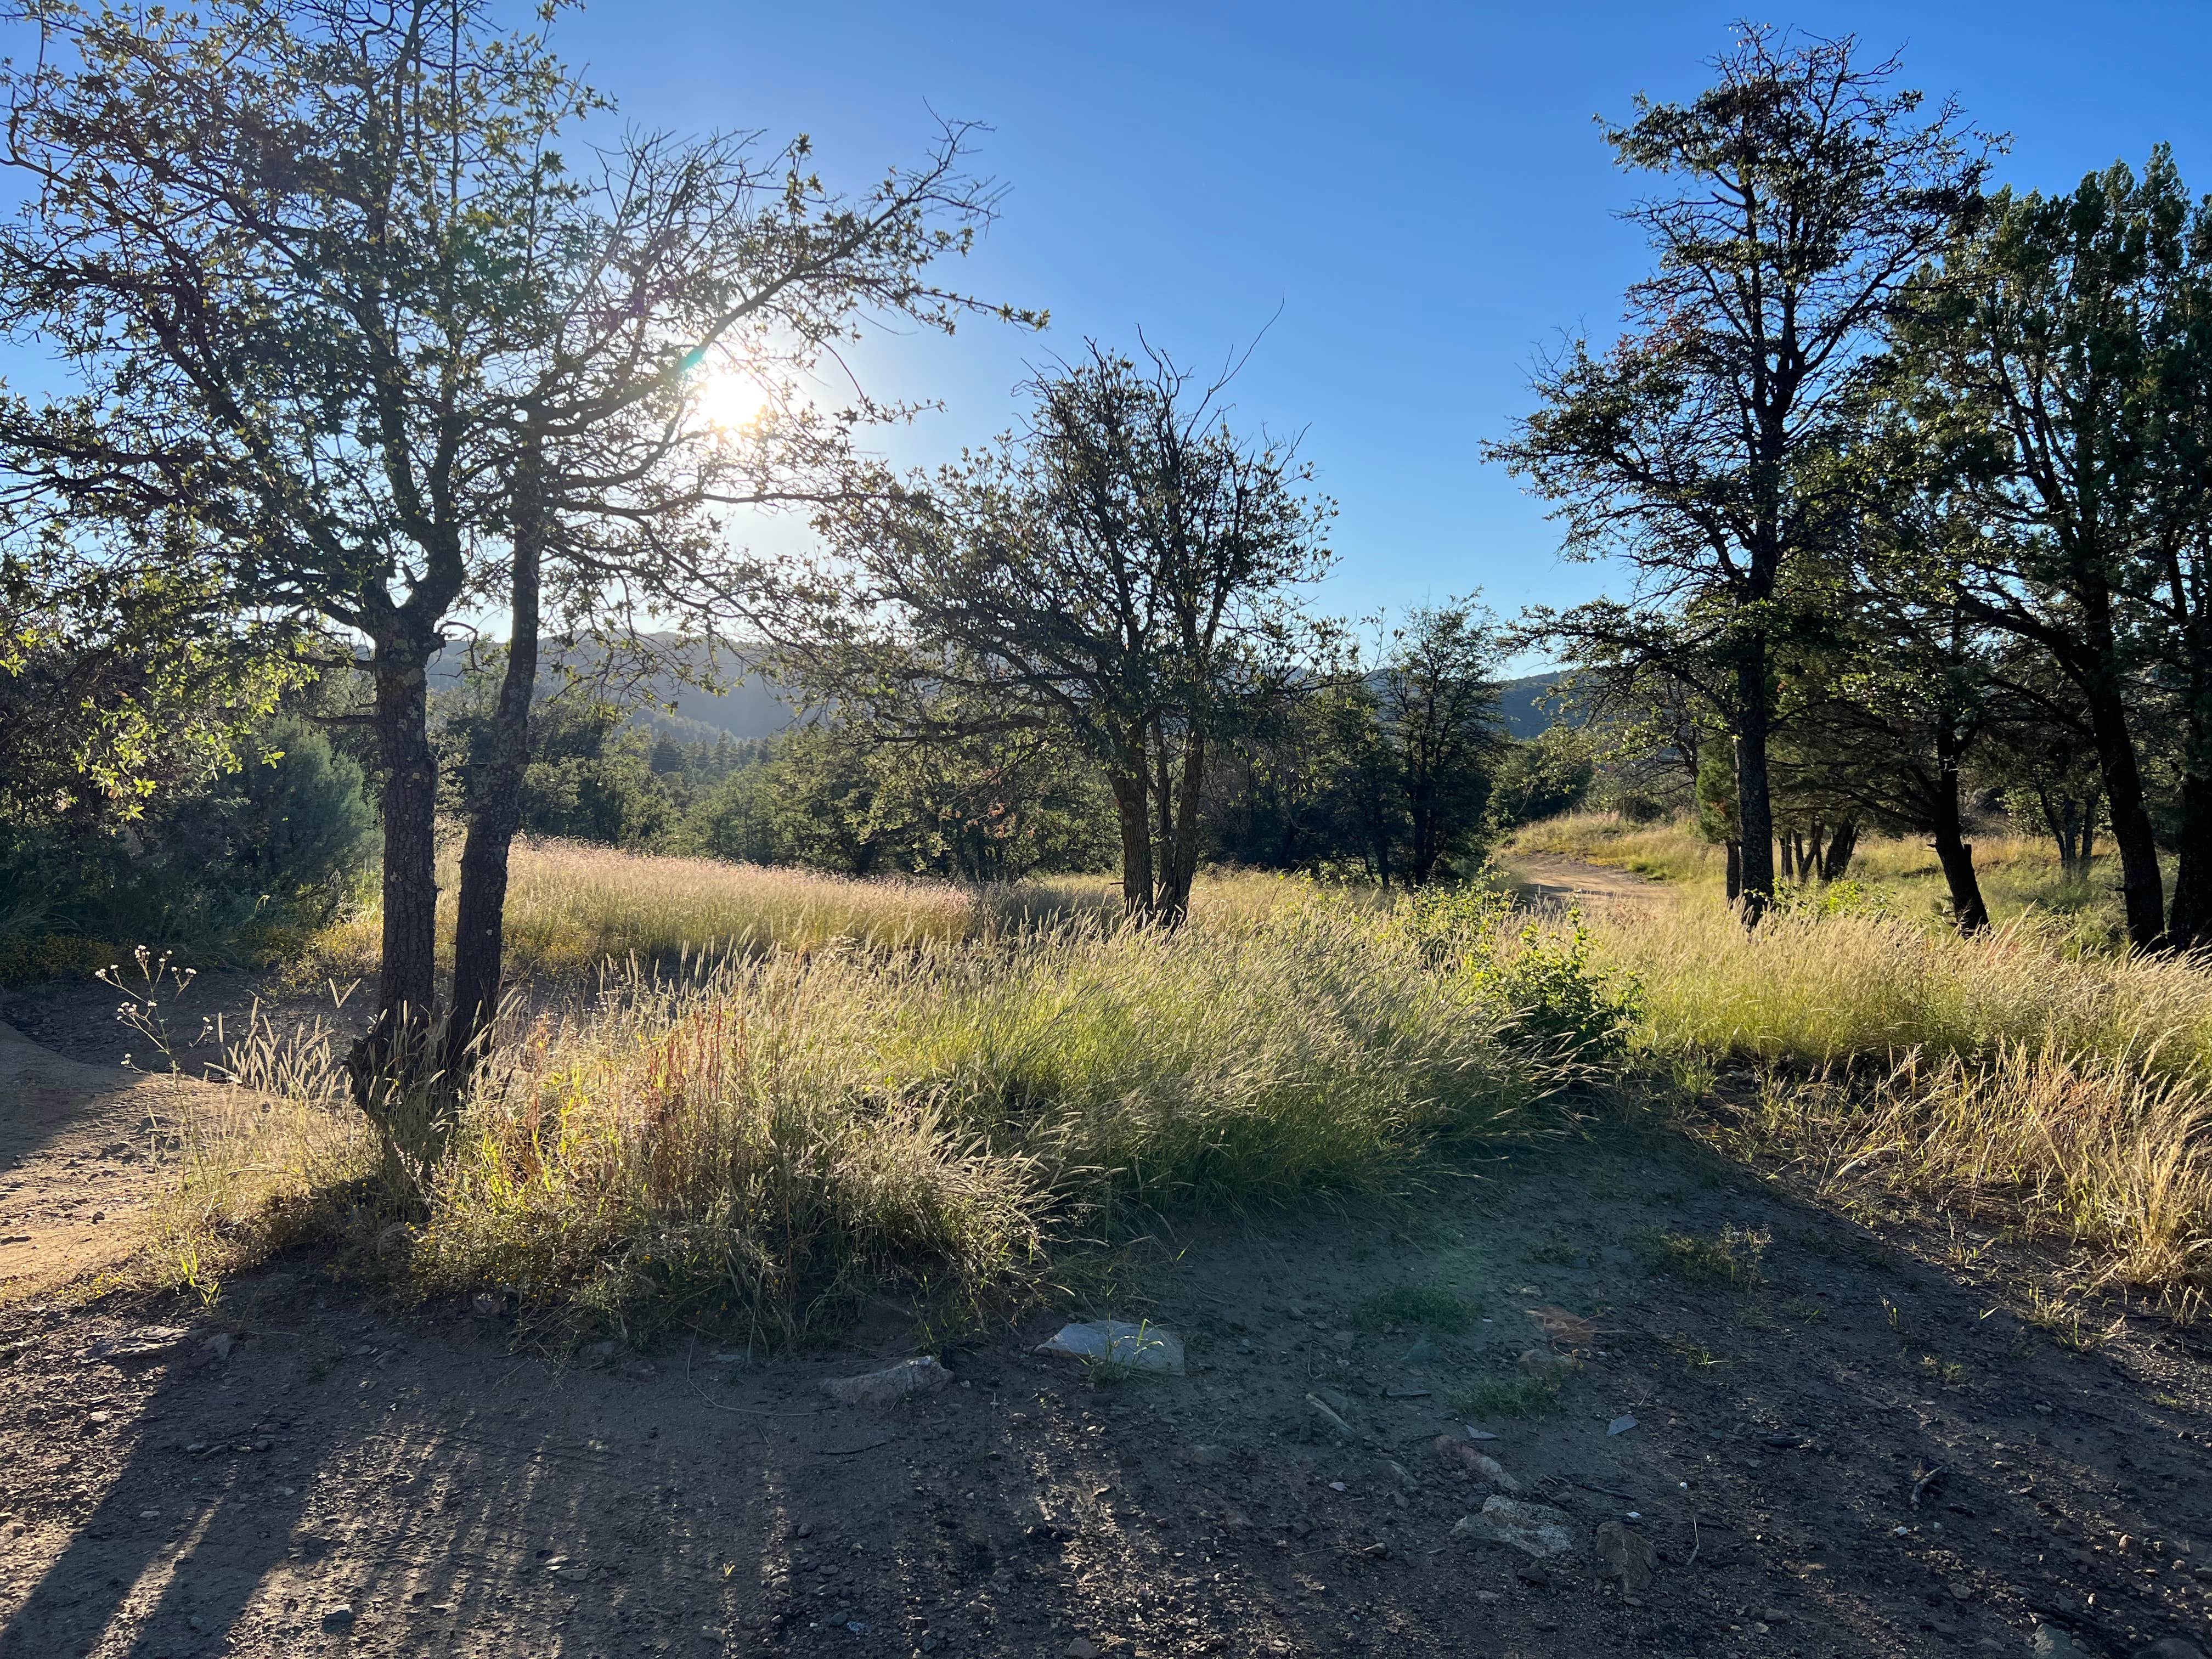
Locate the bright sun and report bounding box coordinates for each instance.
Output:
[692,369,770,433]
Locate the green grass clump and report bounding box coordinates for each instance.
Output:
[1360,1284,1480,1333]
[193,884,1554,1344]
[1649,1226,1768,1288]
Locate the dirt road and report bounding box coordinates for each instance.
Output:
[1501,852,1667,910]
[0,1021,201,1300]
[3,1100,2209,1658]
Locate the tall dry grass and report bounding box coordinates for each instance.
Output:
[299,838,1125,984]
[167,883,1565,1340]
[1505,811,2123,946]
[1585,889,2212,1312]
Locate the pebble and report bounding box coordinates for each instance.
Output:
[1607,1414,1638,1436]
[320,1605,357,1633]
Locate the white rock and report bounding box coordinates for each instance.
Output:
[821,1355,955,1407]
[1607,1414,1638,1436]
[1036,1320,1184,1374]
[1452,1496,1576,1559]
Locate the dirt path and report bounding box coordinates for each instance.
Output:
[1502,851,1667,909]
[2,1109,2208,1658]
[0,1022,204,1300]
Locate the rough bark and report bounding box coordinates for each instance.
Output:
[1734,653,1776,921]
[446,443,544,1074]
[1929,787,1989,934]
[2078,669,2165,949]
[1820,820,1859,882]
[368,636,441,1025]
[1725,839,1742,903]
[2167,770,2212,951]
[1156,731,1207,926]
[1109,762,1154,919]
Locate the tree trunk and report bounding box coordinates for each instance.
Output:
[2079,672,2164,949]
[1733,663,1776,921]
[346,622,445,1130]
[369,637,441,1018]
[1820,820,1858,882]
[1930,726,1989,933]
[1156,730,1206,926]
[2168,769,2212,951]
[1725,839,1742,902]
[446,444,544,1074]
[1109,763,1154,919]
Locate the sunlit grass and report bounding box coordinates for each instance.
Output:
[168,879,1562,1341]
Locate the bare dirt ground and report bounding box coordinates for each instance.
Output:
[3,866,2209,1659]
[0,1020,200,1300]
[1500,852,1665,910]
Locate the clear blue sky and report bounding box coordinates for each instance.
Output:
[549,1,2212,641]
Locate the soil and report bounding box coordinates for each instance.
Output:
[1500,853,1664,910]
[3,864,2209,1659]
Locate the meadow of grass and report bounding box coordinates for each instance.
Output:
[1508,810,2123,946]
[144,818,2212,1336]
[299,837,1131,983]
[1515,819,2212,1312]
[166,877,1582,1342]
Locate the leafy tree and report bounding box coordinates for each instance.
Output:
[1887,150,2203,946]
[0,534,307,831]
[1492,27,1986,918]
[802,345,1333,923]
[0,0,1025,1099]
[1370,602,1506,884]
[1488,726,1595,833]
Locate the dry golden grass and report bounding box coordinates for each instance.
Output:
[299,838,1122,983]
[1576,869,2212,1313]
[1504,811,2124,946]
[170,880,1561,1340]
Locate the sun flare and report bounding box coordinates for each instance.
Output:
[691,368,771,433]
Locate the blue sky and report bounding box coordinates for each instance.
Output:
[546,2,2212,644]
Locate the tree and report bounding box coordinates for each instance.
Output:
[803,345,1333,923]
[1370,603,1505,885]
[1491,27,1986,919]
[0,0,1024,1097]
[1888,152,2200,947]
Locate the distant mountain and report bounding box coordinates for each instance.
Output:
[1494,672,1567,740]
[430,641,1567,746]
[429,637,800,744]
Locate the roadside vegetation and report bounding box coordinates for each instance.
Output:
[148,874,1625,1345]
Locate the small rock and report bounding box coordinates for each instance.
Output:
[137,1509,159,1520]
[320,1605,357,1633]
[1183,1444,1229,1466]
[470,1293,501,1319]
[1607,1414,1638,1437]
[2132,1641,2209,1659]
[1452,1496,1575,1559]
[1384,1385,1431,1398]
[1463,1427,1500,1441]
[1065,1641,1103,1659]
[579,1340,619,1367]
[919,1638,941,1654]
[1434,1436,1522,1491]
[844,1621,868,1635]
[2032,1628,2091,1659]
[190,1332,234,1368]
[1307,1394,1354,1437]
[1595,1518,1656,1594]
[1036,1321,1184,1374]
[1470,1590,1502,1604]
[821,1356,955,1407]
[1514,1562,1550,1587]
[1403,1338,1440,1364]
[86,1326,189,1366]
